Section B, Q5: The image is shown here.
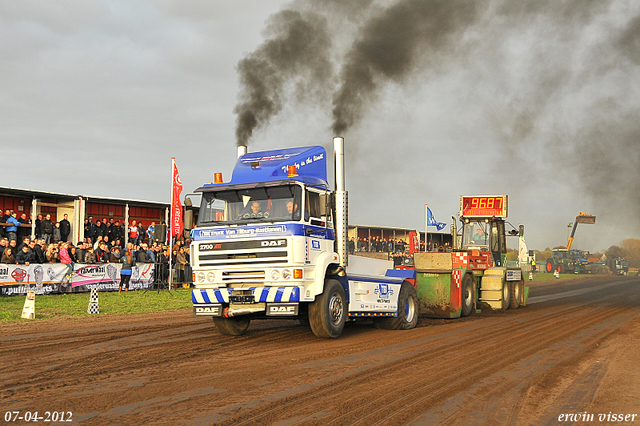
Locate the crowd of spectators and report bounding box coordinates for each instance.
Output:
[348,236,452,266]
[1,211,192,285]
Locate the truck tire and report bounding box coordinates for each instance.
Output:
[500,279,511,311]
[509,279,523,309]
[309,279,347,338]
[461,274,475,317]
[373,281,419,330]
[213,316,251,336]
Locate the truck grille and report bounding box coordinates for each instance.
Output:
[196,239,290,284]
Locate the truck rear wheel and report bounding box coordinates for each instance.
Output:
[373,281,418,330]
[461,274,475,317]
[309,279,347,338]
[213,316,251,336]
[509,279,523,309]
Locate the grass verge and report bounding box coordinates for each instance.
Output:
[0,288,192,323]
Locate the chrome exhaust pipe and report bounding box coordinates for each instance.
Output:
[237,145,247,158]
[333,136,348,267]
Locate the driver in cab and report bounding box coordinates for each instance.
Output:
[473,228,487,244]
[249,201,269,218]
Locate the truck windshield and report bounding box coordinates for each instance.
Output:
[462,221,489,248]
[198,185,303,225]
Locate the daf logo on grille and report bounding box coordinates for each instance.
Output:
[261,240,286,247]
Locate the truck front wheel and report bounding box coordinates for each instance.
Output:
[373,281,419,330]
[213,316,251,336]
[309,279,347,338]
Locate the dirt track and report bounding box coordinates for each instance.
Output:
[1,275,639,425]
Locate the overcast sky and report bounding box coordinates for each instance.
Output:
[2,1,639,252]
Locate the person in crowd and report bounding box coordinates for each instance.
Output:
[86,216,97,243]
[45,243,60,263]
[35,214,43,239]
[147,222,155,245]
[136,244,150,263]
[75,242,86,264]
[146,243,156,263]
[119,249,135,293]
[84,246,96,263]
[99,218,108,241]
[17,213,31,242]
[128,220,139,245]
[53,222,62,243]
[0,237,8,253]
[83,219,90,243]
[2,247,16,264]
[41,214,54,244]
[9,239,18,256]
[59,242,74,284]
[175,246,188,284]
[68,244,78,263]
[137,222,145,245]
[109,246,121,263]
[59,242,73,266]
[59,214,71,242]
[93,235,103,250]
[348,237,355,255]
[16,244,34,265]
[94,217,104,240]
[5,212,20,242]
[95,242,109,263]
[17,236,31,253]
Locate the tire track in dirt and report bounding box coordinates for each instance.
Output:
[212,289,636,426]
[1,276,638,425]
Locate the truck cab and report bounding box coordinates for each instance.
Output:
[191,141,418,338]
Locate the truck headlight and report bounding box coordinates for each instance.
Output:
[271,269,280,280]
[282,269,291,280]
[197,272,206,283]
[207,272,215,282]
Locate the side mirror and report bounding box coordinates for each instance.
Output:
[519,224,524,237]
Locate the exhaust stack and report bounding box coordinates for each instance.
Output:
[333,137,348,267]
[237,145,247,158]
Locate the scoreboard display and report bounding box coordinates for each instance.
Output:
[460,195,508,218]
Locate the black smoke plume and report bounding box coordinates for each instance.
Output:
[331,0,477,134]
[234,9,332,147]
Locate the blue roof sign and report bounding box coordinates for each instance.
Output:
[221,146,328,187]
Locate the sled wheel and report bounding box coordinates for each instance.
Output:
[509,279,522,309]
[461,274,474,317]
[501,279,511,311]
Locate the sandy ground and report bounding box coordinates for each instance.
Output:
[1,275,639,425]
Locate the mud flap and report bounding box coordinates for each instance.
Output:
[523,286,530,306]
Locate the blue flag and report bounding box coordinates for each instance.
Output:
[427,207,447,231]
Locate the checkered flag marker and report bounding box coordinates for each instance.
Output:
[87,288,100,314]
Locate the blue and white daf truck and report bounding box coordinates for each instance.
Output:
[190,137,418,338]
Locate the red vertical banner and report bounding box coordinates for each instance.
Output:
[171,158,183,237]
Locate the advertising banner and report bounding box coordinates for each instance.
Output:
[0,263,156,296]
